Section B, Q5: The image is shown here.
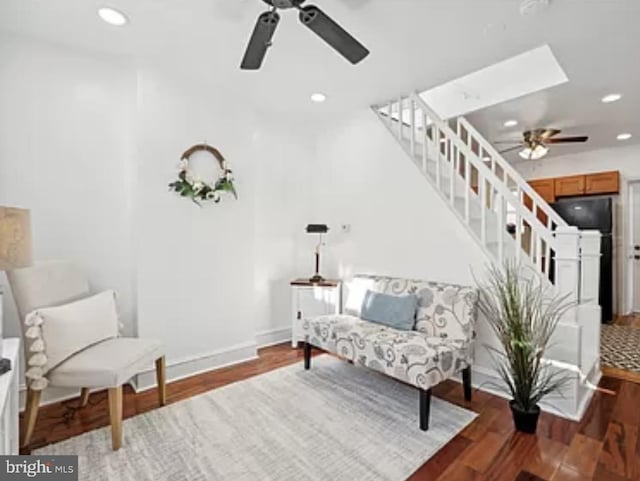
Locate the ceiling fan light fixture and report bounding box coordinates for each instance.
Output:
[602,93,622,103]
[98,7,129,26]
[311,93,327,103]
[519,145,549,160]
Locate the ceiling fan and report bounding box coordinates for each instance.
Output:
[497,128,589,160]
[240,0,370,70]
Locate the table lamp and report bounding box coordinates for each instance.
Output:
[305,224,329,283]
[0,207,32,374]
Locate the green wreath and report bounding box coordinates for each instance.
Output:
[169,144,238,206]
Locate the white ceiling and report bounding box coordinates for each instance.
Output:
[1,0,639,155]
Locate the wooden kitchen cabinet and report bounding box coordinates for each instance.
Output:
[585,171,619,195]
[528,178,556,203]
[523,178,555,225]
[554,175,586,197]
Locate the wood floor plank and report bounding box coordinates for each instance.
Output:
[435,463,481,481]
[597,422,638,478]
[479,433,539,481]
[523,436,569,480]
[406,435,472,481]
[460,430,510,473]
[611,381,640,427]
[514,471,547,481]
[558,434,603,478]
[579,377,622,441]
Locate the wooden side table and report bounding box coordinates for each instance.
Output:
[290,279,341,348]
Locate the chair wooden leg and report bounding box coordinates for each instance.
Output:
[79,388,90,408]
[22,388,41,447]
[419,388,432,431]
[155,356,167,406]
[108,386,123,451]
[462,366,472,402]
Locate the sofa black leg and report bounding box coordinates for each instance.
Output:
[304,342,311,370]
[419,388,432,431]
[462,366,472,402]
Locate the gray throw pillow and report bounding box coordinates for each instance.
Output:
[360,290,418,331]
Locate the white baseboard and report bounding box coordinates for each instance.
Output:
[134,340,259,393]
[256,327,292,348]
[574,360,602,421]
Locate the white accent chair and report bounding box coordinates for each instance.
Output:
[7,260,166,450]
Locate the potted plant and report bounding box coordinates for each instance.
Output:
[475,261,572,434]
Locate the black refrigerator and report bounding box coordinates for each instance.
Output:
[551,197,613,324]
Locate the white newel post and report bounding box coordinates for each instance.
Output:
[578,230,602,374]
[579,231,602,306]
[554,226,581,319]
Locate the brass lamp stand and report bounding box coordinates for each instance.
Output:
[305,224,329,283]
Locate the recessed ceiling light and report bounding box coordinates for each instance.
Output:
[98,7,129,27]
[617,133,632,141]
[602,93,622,103]
[504,120,518,127]
[310,93,326,103]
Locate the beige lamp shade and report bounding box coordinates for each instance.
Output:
[0,207,32,270]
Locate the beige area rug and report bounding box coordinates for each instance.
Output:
[601,324,640,372]
[36,355,477,481]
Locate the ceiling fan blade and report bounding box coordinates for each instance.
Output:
[240,10,281,70]
[298,5,369,64]
[499,145,523,154]
[546,136,589,144]
[538,128,562,140]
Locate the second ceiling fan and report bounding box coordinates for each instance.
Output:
[497,128,589,160]
[241,0,370,70]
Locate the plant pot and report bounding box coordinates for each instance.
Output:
[509,401,540,434]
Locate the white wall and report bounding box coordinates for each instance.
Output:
[251,120,316,346]
[310,110,489,282]
[133,70,316,385]
[0,34,316,399]
[0,34,138,339]
[515,144,640,314]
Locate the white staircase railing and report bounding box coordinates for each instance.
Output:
[372,92,604,413]
[372,92,568,282]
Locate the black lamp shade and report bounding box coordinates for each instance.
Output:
[306,224,329,234]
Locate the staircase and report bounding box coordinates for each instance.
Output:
[372,92,569,283]
[371,92,606,419]
[372,92,605,398]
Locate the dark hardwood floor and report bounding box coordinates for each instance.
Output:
[21,343,640,480]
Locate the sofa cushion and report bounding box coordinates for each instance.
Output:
[360,290,417,330]
[345,275,478,341]
[302,314,471,390]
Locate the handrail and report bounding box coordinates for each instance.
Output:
[457,116,568,229]
[409,93,558,251]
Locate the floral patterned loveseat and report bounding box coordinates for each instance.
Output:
[301,274,479,431]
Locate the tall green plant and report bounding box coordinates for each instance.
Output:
[476,261,573,412]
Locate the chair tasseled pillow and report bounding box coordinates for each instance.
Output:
[24,290,121,390]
